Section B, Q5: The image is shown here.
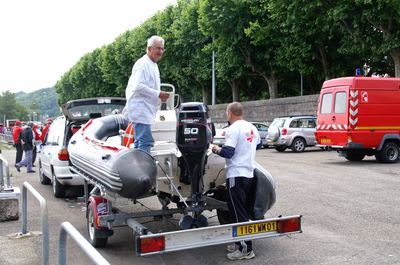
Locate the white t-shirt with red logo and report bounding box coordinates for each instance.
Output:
[224,120,260,179]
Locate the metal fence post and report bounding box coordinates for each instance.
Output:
[21,181,49,265]
[58,222,110,265]
[0,156,3,190]
[0,153,11,188]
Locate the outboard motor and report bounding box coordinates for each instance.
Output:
[176,102,212,202]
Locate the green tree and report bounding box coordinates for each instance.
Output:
[331,0,400,77]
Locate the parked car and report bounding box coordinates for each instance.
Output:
[213,122,269,148]
[266,115,317,152]
[38,97,126,198]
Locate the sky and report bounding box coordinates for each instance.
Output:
[0,0,176,94]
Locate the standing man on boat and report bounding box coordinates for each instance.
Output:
[125,35,170,154]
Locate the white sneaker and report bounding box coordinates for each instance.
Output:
[226,243,237,253]
[227,249,255,260]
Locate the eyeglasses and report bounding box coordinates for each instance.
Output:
[151,46,165,51]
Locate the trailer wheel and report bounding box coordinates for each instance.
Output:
[87,202,108,248]
[217,209,230,225]
[344,151,366,162]
[375,142,400,163]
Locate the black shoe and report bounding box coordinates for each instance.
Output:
[32,165,36,167]
[27,170,36,173]
[15,165,21,172]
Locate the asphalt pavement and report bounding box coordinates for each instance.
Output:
[0,147,399,265]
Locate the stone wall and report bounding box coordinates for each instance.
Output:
[208,94,320,124]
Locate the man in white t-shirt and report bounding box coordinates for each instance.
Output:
[212,102,261,261]
[125,35,170,154]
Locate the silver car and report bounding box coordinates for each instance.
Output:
[266,116,317,152]
[213,122,269,148]
[38,97,126,198]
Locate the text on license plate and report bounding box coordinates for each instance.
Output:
[233,221,277,237]
[320,138,331,144]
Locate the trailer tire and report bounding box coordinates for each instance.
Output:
[87,202,108,248]
[375,142,400,163]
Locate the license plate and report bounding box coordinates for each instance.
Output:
[320,138,331,144]
[233,221,277,237]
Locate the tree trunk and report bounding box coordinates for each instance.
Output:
[228,80,240,102]
[318,46,332,80]
[201,84,209,104]
[391,49,400,77]
[266,74,278,99]
[259,72,278,99]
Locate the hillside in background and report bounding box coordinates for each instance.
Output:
[15,87,60,120]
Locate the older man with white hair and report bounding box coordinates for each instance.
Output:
[125,35,170,154]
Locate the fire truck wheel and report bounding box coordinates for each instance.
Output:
[344,151,366,162]
[291,138,306,152]
[87,202,108,247]
[375,142,400,163]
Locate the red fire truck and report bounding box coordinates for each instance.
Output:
[315,76,400,163]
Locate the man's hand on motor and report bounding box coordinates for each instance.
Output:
[159,91,170,102]
[212,144,221,155]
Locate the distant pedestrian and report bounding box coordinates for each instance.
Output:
[40,118,53,142]
[12,120,23,165]
[15,122,35,173]
[31,123,41,166]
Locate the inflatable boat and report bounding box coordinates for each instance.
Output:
[67,99,276,219]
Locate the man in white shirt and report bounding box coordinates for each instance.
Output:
[212,102,261,261]
[125,35,170,154]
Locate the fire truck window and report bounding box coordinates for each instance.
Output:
[321,93,332,114]
[334,92,347,114]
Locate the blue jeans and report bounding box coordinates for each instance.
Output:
[17,149,33,171]
[133,123,154,154]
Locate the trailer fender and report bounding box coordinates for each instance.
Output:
[88,195,110,229]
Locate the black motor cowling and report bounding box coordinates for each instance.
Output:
[176,102,212,199]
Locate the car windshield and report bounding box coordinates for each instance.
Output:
[271,118,286,128]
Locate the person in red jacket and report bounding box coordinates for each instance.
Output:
[12,120,23,166]
[40,118,53,142]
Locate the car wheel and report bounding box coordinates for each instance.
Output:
[87,201,109,247]
[344,151,366,161]
[375,142,400,163]
[291,138,306,152]
[52,170,66,198]
[275,146,286,152]
[39,160,51,185]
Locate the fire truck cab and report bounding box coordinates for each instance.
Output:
[315,76,400,163]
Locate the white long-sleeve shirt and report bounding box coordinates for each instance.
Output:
[125,54,161,124]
